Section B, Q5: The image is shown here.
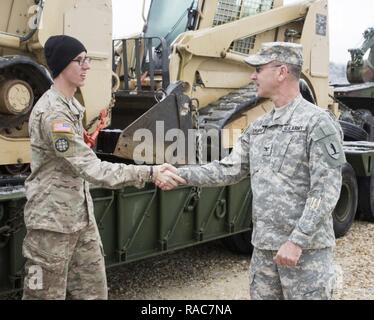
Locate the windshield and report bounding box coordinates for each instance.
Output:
[145,0,198,46]
[213,0,274,26]
[213,0,274,54]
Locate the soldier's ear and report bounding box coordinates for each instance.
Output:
[278,65,289,81]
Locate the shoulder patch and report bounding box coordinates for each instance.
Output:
[320,119,336,137]
[319,135,346,168]
[324,140,341,160]
[54,137,70,153]
[310,118,338,142]
[52,121,73,134]
[52,133,76,157]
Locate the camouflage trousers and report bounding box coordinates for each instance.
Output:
[22,222,107,300]
[249,247,336,300]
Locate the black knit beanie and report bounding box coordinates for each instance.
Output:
[44,35,87,78]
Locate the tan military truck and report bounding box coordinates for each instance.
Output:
[333,26,374,223]
[0,0,372,294]
[107,0,358,238]
[0,0,113,172]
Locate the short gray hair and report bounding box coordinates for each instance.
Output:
[285,63,302,80]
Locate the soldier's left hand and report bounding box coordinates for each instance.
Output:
[273,241,302,267]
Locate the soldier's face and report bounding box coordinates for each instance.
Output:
[61,52,91,88]
[250,62,282,98]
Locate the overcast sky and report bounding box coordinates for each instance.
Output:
[112,0,373,63]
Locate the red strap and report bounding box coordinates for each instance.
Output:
[83,109,108,148]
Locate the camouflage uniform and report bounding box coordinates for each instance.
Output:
[23,86,152,299]
[249,247,336,300]
[178,42,346,300]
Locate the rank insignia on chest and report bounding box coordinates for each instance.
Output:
[252,127,266,135]
[282,126,306,133]
[55,137,70,153]
[263,144,272,156]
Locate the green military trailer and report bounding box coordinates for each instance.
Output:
[1,0,374,295]
[0,179,253,294]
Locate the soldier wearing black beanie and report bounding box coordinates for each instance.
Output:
[44,35,87,78]
[23,33,181,300]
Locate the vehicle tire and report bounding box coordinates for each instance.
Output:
[222,229,253,255]
[332,162,358,238]
[357,172,374,222]
[364,123,374,142]
[299,79,316,104]
[356,109,374,142]
[339,120,369,141]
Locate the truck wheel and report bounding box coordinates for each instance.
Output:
[299,79,316,104]
[357,173,374,222]
[333,163,358,238]
[339,120,369,141]
[222,229,253,255]
[355,109,374,142]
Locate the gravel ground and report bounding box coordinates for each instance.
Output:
[334,221,374,300]
[107,240,250,300]
[107,221,374,300]
[3,221,373,300]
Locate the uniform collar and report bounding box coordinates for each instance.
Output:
[50,85,84,116]
[261,94,303,127]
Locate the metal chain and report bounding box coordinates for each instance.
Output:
[329,93,364,124]
[329,94,351,113]
[85,96,116,131]
[191,98,202,200]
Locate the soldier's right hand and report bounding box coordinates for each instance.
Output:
[153,163,186,190]
[273,241,302,267]
[153,164,186,190]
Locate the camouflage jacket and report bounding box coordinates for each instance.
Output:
[178,95,346,250]
[24,86,152,233]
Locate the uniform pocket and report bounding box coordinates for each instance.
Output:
[300,285,334,300]
[22,230,68,274]
[271,135,293,172]
[249,149,263,176]
[272,134,306,177]
[91,222,106,258]
[250,164,260,176]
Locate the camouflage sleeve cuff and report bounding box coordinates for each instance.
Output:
[288,228,311,249]
[142,165,153,183]
[133,165,152,188]
[177,167,190,182]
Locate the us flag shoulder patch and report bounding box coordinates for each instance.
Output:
[52,122,73,134]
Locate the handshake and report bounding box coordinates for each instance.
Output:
[151,163,187,190]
